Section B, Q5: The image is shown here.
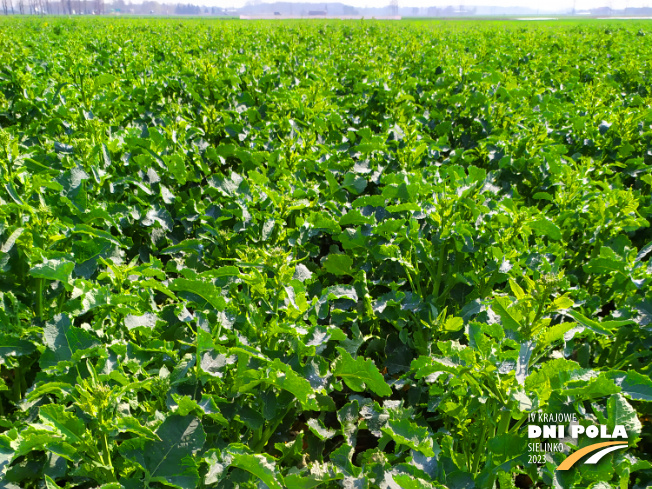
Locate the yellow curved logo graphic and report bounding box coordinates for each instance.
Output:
[557,441,628,471]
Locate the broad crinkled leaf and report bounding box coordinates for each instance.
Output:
[608,370,652,401]
[141,416,205,488]
[332,347,391,396]
[29,258,75,283]
[381,419,435,457]
[227,445,284,489]
[39,404,85,443]
[169,278,226,311]
[322,254,354,276]
[607,394,642,436]
[39,314,99,369]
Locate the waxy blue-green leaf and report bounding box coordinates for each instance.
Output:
[30,259,75,283]
[141,416,205,488]
[0,335,36,364]
[124,312,159,331]
[0,435,13,478]
[607,394,641,435]
[1,227,23,254]
[226,445,284,489]
[608,370,652,401]
[160,239,205,255]
[381,419,435,457]
[285,469,344,488]
[393,474,437,489]
[411,355,460,379]
[307,418,337,441]
[40,314,99,369]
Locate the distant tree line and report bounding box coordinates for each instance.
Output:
[0,0,231,14]
[174,3,200,15]
[1,0,104,14]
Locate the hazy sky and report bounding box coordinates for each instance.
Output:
[177,0,652,11]
[207,0,647,9]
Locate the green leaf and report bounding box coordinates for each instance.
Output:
[160,239,205,255]
[491,297,522,331]
[285,470,343,488]
[0,435,13,478]
[410,355,460,379]
[116,417,160,441]
[525,358,582,405]
[306,418,337,441]
[39,314,99,369]
[551,296,574,311]
[29,258,75,283]
[332,347,391,397]
[163,154,188,185]
[4,182,25,205]
[538,322,576,349]
[607,394,642,436]
[443,316,464,332]
[322,254,354,276]
[227,445,284,489]
[341,173,367,195]
[381,419,435,457]
[200,351,234,378]
[0,335,36,365]
[124,312,159,331]
[329,443,360,477]
[393,474,436,489]
[1,227,23,253]
[324,285,358,302]
[39,404,85,443]
[142,416,205,489]
[266,359,319,410]
[564,373,619,399]
[567,310,632,336]
[11,432,77,461]
[338,400,359,445]
[44,475,59,489]
[169,278,226,311]
[529,218,562,240]
[94,73,117,87]
[608,370,652,401]
[72,224,123,247]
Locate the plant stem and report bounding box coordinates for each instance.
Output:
[497,410,511,435]
[36,278,44,321]
[509,415,528,434]
[432,242,447,301]
[102,432,116,480]
[471,420,488,473]
[13,364,22,402]
[607,328,627,368]
[56,291,66,314]
[254,403,292,452]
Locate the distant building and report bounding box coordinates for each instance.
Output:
[308,10,326,15]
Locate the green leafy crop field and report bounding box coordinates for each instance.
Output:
[0,16,651,489]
